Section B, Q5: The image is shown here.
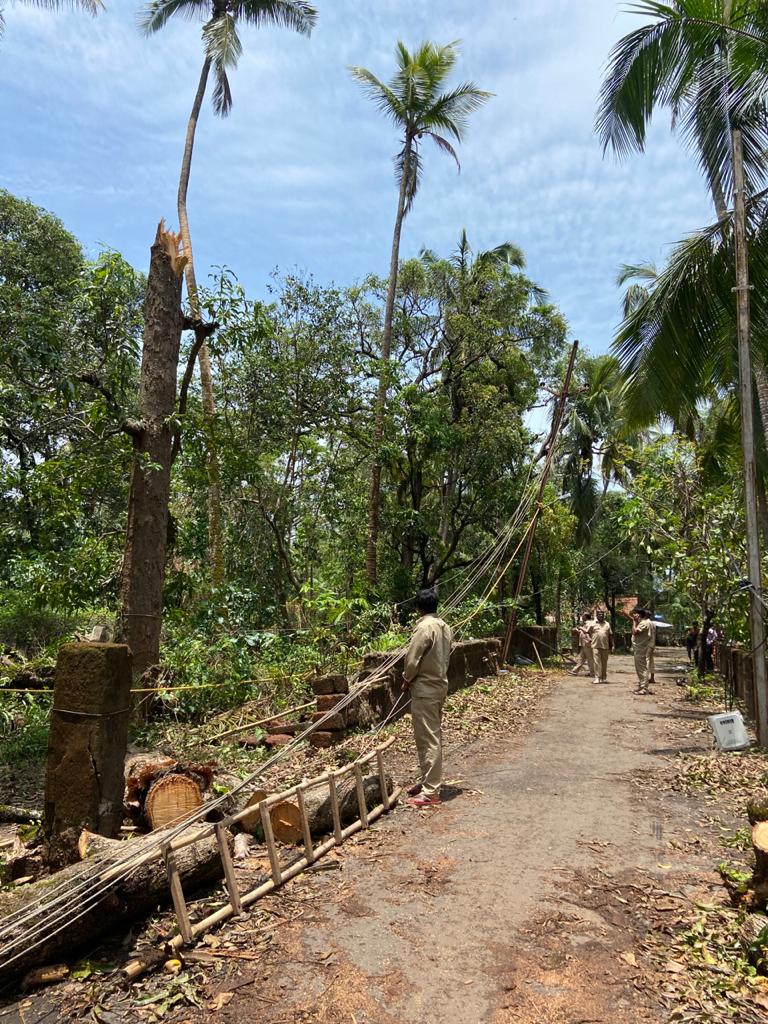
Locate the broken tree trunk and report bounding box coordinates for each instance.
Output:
[0,827,227,986]
[117,222,186,686]
[266,773,389,844]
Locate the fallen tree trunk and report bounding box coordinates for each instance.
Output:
[0,827,226,987]
[0,805,41,825]
[267,773,390,844]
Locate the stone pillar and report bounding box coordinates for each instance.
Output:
[44,642,132,842]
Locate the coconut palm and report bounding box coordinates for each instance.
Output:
[140,0,317,586]
[0,0,102,38]
[349,41,491,588]
[597,2,768,433]
[614,201,768,429]
[560,354,631,545]
[596,0,768,219]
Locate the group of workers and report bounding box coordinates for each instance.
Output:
[570,606,656,694]
[399,590,666,811]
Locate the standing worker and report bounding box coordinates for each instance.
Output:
[570,612,595,677]
[685,622,700,665]
[631,607,654,694]
[402,588,453,808]
[591,608,613,684]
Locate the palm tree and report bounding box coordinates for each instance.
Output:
[561,354,630,545]
[0,0,102,38]
[597,1,768,429]
[614,206,768,428]
[349,41,491,590]
[598,1,768,740]
[140,0,317,586]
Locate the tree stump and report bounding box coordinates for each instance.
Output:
[43,643,133,853]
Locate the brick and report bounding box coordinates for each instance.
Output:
[312,712,345,731]
[309,731,343,748]
[260,720,298,735]
[311,675,349,696]
[237,734,265,749]
[316,694,344,713]
[264,734,293,747]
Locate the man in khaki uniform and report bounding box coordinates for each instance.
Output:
[631,607,654,694]
[402,588,453,807]
[590,608,613,683]
[570,612,595,677]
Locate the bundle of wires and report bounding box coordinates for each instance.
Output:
[0,467,549,973]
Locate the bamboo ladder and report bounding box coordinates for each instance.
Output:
[124,736,401,974]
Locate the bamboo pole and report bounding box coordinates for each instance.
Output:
[147,789,403,971]
[376,750,390,811]
[163,847,193,944]
[208,700,316,744]
[259,802,282,885]
[295,784,314,863]
[353,764,369,828]
[215,822,242,916]
[328,774,343,843]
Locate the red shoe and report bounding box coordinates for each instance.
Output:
[406,782,423,796]
[407,793,441,807]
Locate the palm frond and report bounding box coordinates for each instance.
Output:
[139,0,209,35]
[202,13,242,115]
[233,0,317,36]
[609,203,768,428]
[425,131,460,170]
[348,65,406,126]
[422,82,493,140]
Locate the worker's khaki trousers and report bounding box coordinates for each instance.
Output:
[575,645,595,676]
[410,680,448,797]
[593,648,609,683]
[634,645,651,686]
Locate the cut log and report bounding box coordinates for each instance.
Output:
[237,789,268,833]
[124,753,213,828]
[0,826,228,986]
[266,773,391,844]
[145,774,203,830]
[78,830,130,861]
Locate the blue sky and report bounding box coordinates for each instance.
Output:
[0,0,714,355]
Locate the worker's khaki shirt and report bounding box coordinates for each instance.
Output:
[403,614,453,692]
[578,622,594,648]
[633,618,653,649]
[591,622,612,650]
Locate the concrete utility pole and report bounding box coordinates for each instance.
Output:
[732,127,768,745]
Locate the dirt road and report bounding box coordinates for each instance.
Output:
[192,648,721,1023]
[5,648,738,1023]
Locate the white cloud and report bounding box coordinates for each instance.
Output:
[0,0,715,351]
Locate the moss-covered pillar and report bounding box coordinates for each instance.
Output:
[44,642,132,842]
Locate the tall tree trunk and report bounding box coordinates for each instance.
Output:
[732,127,768,744]
[177,55,225,588]
[117,224,185,683]
[365,139,412,591]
